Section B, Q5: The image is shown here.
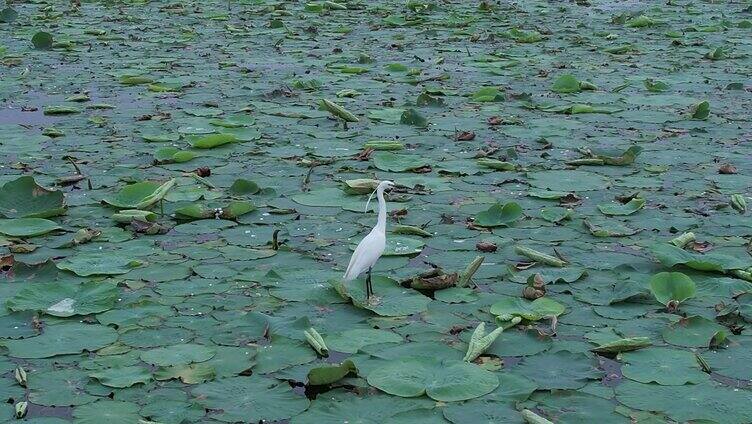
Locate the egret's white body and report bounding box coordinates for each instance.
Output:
[343,229,385,281]
[343,180,394,298]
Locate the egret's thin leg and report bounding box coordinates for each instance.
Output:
[366,267,373,299]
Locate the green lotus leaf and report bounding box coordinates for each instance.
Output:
[56,252,137,276]
[372,152,429,172]
[89,366,151,388]
[490,297,566,321]
[662,316,727,348]
[597,198,645,216]
[649,271,696,307]
[6,280,118,317]
[0,176,66,218]
[474,202,523,227]
[193,375,309,422]
[325,328,403,353]
[188,133,238,148]
[32,31,53,49]
[551,74,581,93]
[72,401,141,424]
[1,323,117,358]
[0,218,60,237]
[102,179,175,209]
[366,357,498,401]
[140,344,216,367]
[514,351,601,390]
[308,360,357,385]
[620,348,706,385]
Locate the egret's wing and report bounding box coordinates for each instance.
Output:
[343,238,371,281]
[343,232,385,281]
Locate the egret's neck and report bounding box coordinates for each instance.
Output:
[375,188,387,233]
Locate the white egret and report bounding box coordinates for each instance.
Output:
[343,180,395,299]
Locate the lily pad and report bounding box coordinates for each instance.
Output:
[649,272,696,307]
[691,100,710,120]
[155,363,216,384]
[540,206,573,223]
[490,297,566,321]
[140,344,216,367]
[551,74,582,93]
[591,337,651,354]
[326,328,403,353]
[529,170,609,192]
[254,337,317,373]
[471,87,504,102]
[6,281,118,317]
[620,348,706,385]
[72,401,141,424]
[372,152,429,172]
[474,202,523,227]
[400,108,428,127]
[0,7,18,23]
[142,133,180,142]
[332,276,431,317]
[368,108,405,124]
[383,236,424,256]
[188,133,238,148]
[154,147,197,163]
[662,316,727,348]
[89,366,152,388]
[650,243,747,272]
[533,391,629,423]
[701,340,752,381]
[515,351,601,390]
[484,329,553,357]
[616,380,752,423]
[230,179,260,195]
[1,323,117,358]
[43,105,79,115]
[32,31,53,49]
[28,368,97,406]
[366,357,498,401]
[308,360,357,385]
[103,180,175,209]
[292,390,434,424]
[56,252,137,276]
[598,198,645,216]
[193,375,309,422]
[0,176,66,218]
[0,218,60,237]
